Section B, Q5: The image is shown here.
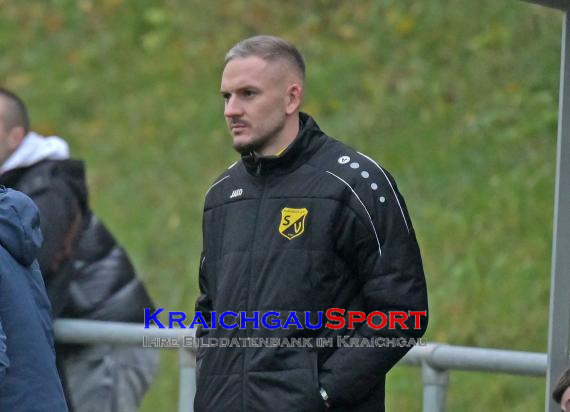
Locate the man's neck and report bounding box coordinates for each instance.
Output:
[254,114,300,157]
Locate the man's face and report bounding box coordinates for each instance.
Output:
[220,56,291,155]
[0,98,13,165]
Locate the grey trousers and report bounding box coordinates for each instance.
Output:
[64,345,160,412]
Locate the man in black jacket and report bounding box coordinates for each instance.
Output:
[0,88,159,412]
[195,35,428,411]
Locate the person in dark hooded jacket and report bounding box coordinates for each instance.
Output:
[0,88,159,412]
[0,186,68,412]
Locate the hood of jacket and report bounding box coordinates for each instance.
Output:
[0,131,88,217]
[0,131,69,174]
[0,187,43,266]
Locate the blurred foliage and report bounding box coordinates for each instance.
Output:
[0,0,563,410]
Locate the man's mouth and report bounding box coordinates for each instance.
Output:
[231,123,248,133]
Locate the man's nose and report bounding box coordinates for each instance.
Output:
[224,96,243,118]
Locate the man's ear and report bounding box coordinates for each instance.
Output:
[7,126,25,151]
[285,83,303,115]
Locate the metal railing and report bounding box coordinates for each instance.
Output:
[400,344,546,412]
[54,319,198,412]
[54,319,547,412]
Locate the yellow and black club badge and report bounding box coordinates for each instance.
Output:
[279,207,308,240]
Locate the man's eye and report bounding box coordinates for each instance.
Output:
[222,93,230,101]
[244,90,256,97]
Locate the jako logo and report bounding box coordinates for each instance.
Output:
[230,188,243,199]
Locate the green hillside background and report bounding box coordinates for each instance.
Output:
[0,0,563,410]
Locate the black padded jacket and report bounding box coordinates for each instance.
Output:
[0,160,154,322]
[194,113,428,412]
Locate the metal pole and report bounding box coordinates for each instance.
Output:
[546,10,570,412]
[401,343,546,376]
[422,361,449,412]
[179,347,196,412]
[427,345,546,376]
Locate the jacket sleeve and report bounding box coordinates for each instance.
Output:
[319,160,428,406]
[0,317,8,384]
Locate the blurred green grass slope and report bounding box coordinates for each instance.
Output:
[0,0,561,410]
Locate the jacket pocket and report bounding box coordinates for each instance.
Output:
[195,373,241,412]
[312,351,326,411]
[246,351,325,412]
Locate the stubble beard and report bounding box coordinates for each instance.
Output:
[232,118,286,156]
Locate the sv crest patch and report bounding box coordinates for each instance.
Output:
[279,207,308,240]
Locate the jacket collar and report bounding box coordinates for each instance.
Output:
[242,112,326,177]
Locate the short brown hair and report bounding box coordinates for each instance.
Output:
[225,35,305,82]
[0,88,30,134]
[553,367,570,404]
